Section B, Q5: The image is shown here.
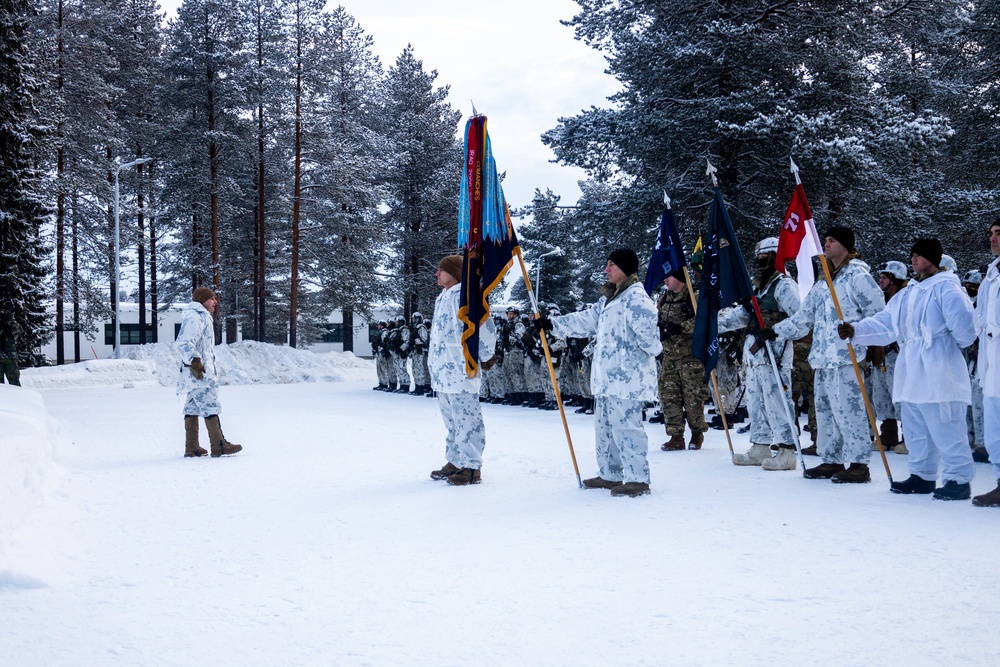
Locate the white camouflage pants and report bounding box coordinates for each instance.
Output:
[814,366,871,465]
[594,396,650,484]
[968,365,984,448]
[183,386,221,418]
[504,350,526,393]
[438,391,487,470]
[393,353,411,389]
[746,345,798,446]
[379,354,396,384]
[411,351,429,386]
[983,396,1000,480]
[901,401,974,484]
[870,350,901,420]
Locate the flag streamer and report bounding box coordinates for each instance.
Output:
[456,115,518,378]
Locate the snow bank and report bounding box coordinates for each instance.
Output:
[20,340,374,389]
[0,386,57,561]
[19,359,161,390]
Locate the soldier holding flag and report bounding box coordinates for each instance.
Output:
[764,227,884,483]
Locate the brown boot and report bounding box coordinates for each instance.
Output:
[446,468,481,485]
[184,415,208,458]
[973,480,1000,507]
[610,482,650,497]
[801,444,818,456]
[205,415,243,457]
[688,431,705,450]
[832,463,871,484]
[803,462,845,479]
[430,462,460,481]
[582,476,623,490]
[661,434,685,451]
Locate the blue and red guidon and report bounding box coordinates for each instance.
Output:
[692,187,755,379]
[457,115,519,378]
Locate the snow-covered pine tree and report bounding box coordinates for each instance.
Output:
[511,189,585,313]
[545,1,963,274]
[1,0,50,365]
[380,45,462,319]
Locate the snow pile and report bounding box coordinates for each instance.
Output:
[0,386,58,560]
[19,359,160,390]
[20,341,374,389]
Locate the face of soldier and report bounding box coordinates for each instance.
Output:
[436,267,458,289]
[878,273,893,292]
[203,297,218,314]
[664,275,684,293]
[911,253,936,277]
[990,224,1000,257]
[605,260,627,286]
[823,236,849,266]
[506,311,517,321]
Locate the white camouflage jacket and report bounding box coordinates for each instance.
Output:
[852,270,976,404]
[550,280,662,401]
[773,257,885,369]
[428,284,497,394]
[175,301,218,395]
[976,257,1000,398]
[718,272,800,368]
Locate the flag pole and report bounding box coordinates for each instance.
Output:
[515,244,583,488]
[698,160,737,455]
[790,160,892,483]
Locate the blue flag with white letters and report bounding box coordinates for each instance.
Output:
[643,202,686,296]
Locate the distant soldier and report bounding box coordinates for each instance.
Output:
[502,306,527,405]
[971,220,1000,507]
[175,287,242,458]
[382,320,398,391]
[391,315,412,392]
[410,312,430,395]
[963,270,987,461]
[372,320,388,391]
[656,270,708,451]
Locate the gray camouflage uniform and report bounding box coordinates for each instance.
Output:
[428,284,497,469]
[551,278,662,484]
[718,271,801,446]
[176,301,222,416]
[773,257,885,465]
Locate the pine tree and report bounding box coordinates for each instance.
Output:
[381,45,462,319]
[1,0,50,364]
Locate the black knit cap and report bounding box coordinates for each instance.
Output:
[823,226,856,252]
[607,248,639,276]
[910,238,943,267]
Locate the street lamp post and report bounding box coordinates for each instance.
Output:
[534,247,564,303]
[114,157,153,359]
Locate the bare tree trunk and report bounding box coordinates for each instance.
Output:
[149,165,158,344]
[71,189,80,362]
[255,1,267,343]
[290,22,303,348]
[343,308,354,353]
[137,155,147,344]
[55,0,65,364]
[107,146,115,346]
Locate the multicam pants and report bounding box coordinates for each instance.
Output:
[594,396,650,484]
[658,354,708,437]
[438,391,487,469]
[184,385,222,418]
[814,365,872,465]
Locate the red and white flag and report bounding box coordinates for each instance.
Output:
[775,184,823,300]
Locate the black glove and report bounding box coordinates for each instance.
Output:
[189,357,205,380]
[679,300,695,320]
[755,327,778,344]
[661,322,682,338]
[837,322,854,340]
[534,316,553,332]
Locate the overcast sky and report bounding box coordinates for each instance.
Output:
[160,0,620,209]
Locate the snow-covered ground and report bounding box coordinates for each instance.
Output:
[2,346,999,665]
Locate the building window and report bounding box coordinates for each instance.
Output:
[105,323,155,346]
[322,323,344,343]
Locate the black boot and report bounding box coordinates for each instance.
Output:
[584,398,595,415]
[932,480,971,501]
[890,474,936,494]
